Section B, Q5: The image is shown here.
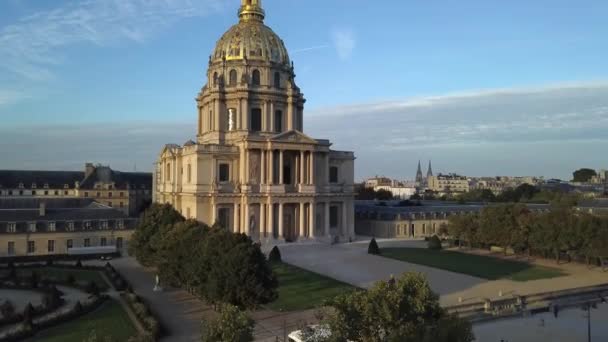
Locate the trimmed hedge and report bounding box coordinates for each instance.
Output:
[368,238,381,255]
[122,293,161,341]
[268,246,282,263]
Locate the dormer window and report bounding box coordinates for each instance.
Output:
[28,222,37,233]
[18,183,24,189]
[43,183,49,189]
[7,223,16,233]
[67,222,75,231]
[84,221,91,229]
[118,220,125,229]
[101,221,108,229]
[48,222,56,232]
[31,183,37,189]
[64,184,69,189]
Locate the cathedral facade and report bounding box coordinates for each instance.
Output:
[154,0,356,243]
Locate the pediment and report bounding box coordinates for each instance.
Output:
[271,130,318,144]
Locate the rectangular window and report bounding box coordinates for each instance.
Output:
[108,202,112,207]
[101,221,108,229]
[187,164,192,183]
[186,207,191,218]
[96,192,101,198]
[19,190,23,196]
[27,241,35,254]
[48,240,55,253]
[116,237,123,249]
[250,108,262,132]
[329,206,339,228]
[218,208,230,230]
[44,190,49,195]
[84,238,91,247]
[54,190,58,195]
[8,190,12,195]
[100,237,107,246]
[32,190,36,195]
[329,166,339,183]
[48,222,56,232]
[118,220,125,229]
[84,221,91,229]
[108,192,113,198]
[7,241,15,256]
[119,202,124,208]
[219,163,230,182]
[28,222,36,233]
[67,239,73,249]
[274,110,283,132]
[119,192,124,197]
[7,223,16,233]
[67,221,75,231]
[84,192,89,197]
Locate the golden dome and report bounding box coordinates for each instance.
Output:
[211,0,290,66]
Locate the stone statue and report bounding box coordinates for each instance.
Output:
[250,215,256,234]
[153,274,163,292]
[228,108,235,131]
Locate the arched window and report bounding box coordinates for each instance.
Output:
[252,69,261,86]
[213,72,218,86]
[274,72,281,88]
[229,69,237,87]
[274,110,283,133]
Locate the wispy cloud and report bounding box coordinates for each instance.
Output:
[330,27,355,60]
[0,0,224,81]
[0,89,27,106]
[291,45,330,54]
[1,82,607,179]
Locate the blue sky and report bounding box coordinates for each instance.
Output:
[1,0,608,180]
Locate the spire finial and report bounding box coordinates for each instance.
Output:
[239,0,265,22]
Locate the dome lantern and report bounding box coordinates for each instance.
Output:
[239,0,265,23]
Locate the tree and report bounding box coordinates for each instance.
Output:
[368,238,380,255]
[0,300,15,318]
[572,168,597,182]
[323,273,474,342]
[201,304,254,342]
[427,235,442,250]
[128,203,184,266]
[268,246,282,263]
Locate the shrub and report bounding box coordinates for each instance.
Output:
[268,246,282,263]
[29,272,40,288]
[74,301,83,313]
[201,304,254,342]
[428,235,442,250]
[0,300,16,318]
[75,259,83,268]
[368,238,381,255]
[22,303,34,326]
[66,273,76,285]
[86,281,100,296]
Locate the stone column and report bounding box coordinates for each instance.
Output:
[295,153,299,186]
[211,203,217,225]
[238,98,243,130]
[342,201,348,238]
[310,152,315,185]
[279,150,284,185]
[324,201,330,237]
[244,203,250,236]
[270,102,275,132]
[278,203,284,239]
[300,151,305,184]
[260,203,266,238]
[243,99,250,131]
[309,202,316,238]
[239,147,245,184]
[268,202,274,238]
[214,99,221,131]
[260,150,266,185]
[262,101,268,131]
[244,148,249,185]
[233,203,239,233]
[299,202,306,239]
[269,150,275,185]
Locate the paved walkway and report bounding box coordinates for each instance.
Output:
[276,239,608,307]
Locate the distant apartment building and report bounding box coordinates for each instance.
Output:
[0,198,137,257]
[364,177,417,199]
[427,174,470,194]
[470,176,543,195]
[0,163,152,217]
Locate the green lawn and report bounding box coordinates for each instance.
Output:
[15,267,109,290]
[35,300,137,342]
[381,248,567,281]
[268,262,355,311]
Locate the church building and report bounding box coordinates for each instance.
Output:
[154,0,356,243]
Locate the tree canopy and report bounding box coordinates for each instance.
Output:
[572,168,597,182]
[321,273,474,342]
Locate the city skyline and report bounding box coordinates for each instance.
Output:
[1,0,608,179]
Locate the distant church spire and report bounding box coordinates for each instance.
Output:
[415,160,424,185]
[427,160,433,178]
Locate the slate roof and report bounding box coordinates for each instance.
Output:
[0,168,151,190]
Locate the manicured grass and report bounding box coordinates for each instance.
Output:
[381,248,567,281]
[35,300,137,342]
[15,267,109,290]
[268,262,355,311]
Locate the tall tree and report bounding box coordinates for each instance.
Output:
[572,168,597,182]
[323,273,474,342]
[201,304,254,342]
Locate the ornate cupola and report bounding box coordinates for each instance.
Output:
[239,0,265,23]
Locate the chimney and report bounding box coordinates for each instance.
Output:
[39,202,46,217]
[85,163,95,178]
